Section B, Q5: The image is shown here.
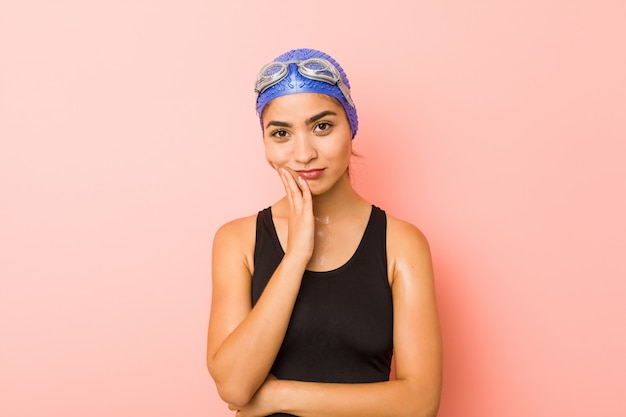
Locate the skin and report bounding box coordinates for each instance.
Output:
[206,92,442,417]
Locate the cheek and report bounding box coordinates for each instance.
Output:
[335,140,353,162]
[264,143,287,166]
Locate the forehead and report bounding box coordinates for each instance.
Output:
[262,93,345,123]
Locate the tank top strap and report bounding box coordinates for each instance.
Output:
[359,205,387,276]
[366,205,387,252]
[252,207,284,301]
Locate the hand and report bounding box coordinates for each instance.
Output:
[276,166,314,264]
[228,374,281,417]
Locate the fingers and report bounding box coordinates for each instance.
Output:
[297,171,312,205]
[276,166,310,205]
[279,168,301,211]
[276,167,294,206]
[273,166,315,261]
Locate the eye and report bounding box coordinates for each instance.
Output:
[314,122,333,133]
[270,129,290,140]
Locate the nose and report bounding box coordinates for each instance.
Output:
[293,135,317,165]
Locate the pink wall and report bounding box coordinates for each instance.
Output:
[1,1,624,416]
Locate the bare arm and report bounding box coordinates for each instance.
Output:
[233,217,443,417]
[206,168,314,406]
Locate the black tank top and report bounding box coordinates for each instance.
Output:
[251,205,393,415]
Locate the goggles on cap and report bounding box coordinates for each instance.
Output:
[254,58,355,110]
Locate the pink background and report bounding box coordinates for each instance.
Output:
[1,1,625,416]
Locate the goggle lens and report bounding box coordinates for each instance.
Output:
[255,58,354,108]
[299,59,337,83]
[261,62,286,77]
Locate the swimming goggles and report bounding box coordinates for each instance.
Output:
[254,58,355,108]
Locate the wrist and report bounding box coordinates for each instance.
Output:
[281,252,310,271]
[271,378,292,414]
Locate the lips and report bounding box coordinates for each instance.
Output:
[295,168,325,180]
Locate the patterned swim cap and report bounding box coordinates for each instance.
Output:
[255,48,358,139]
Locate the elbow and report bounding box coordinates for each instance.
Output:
[402,383,441,417]
[207,363,256,407]
[421,397,441,417]
[420,394,442,417]
[404,398,440,417]
[416,386,441,417]
[213,380,256,408]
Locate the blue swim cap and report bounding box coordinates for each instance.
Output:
[255,48,359,139]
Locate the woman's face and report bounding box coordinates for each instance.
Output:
[262,93,353,196]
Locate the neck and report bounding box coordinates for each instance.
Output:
[310,173,366,219]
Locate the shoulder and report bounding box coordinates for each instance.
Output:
[214,213,258,243]
[212,212,260,273]
[385,213,433,286]
[386,213,431,257]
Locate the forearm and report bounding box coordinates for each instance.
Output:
[273,379,440,417]
[209,254,307,405]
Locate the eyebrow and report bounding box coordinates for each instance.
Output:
[306,110,337,125]
[265,120,292,129]
[265,110,338,129]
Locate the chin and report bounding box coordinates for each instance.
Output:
[303,180,327,195]
[307,178,343,197]
[307,185,325,196]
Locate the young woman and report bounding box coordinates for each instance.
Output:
[206,48,442,417]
